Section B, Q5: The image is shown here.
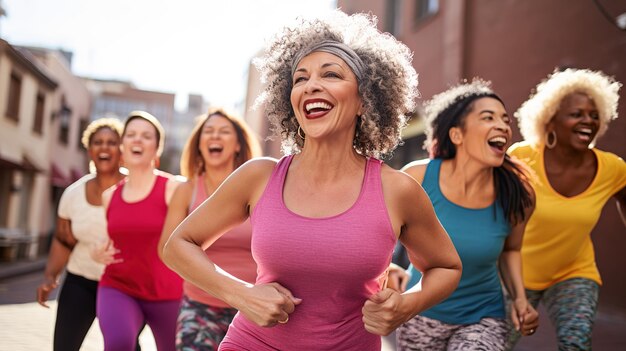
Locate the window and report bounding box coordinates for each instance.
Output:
[58,100,72,145]
[6,72,22,121]
[415,0,439,25]
[33,93,45,135]
[77,118,88,150]
[385,0,401,35]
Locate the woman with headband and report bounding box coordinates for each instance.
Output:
[163,11,461,350]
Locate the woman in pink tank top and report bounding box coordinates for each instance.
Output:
[163,11,462,351]
[93,111,183,351]
[158,108,261,350]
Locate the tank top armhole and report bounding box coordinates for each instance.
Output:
[370,158,397,241]
[189,178,198,213]
[421,158,441,191]
[106,180,126,219]
[188,175,207,213]
[250,155,293,224]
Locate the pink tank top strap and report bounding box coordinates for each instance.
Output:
[189,175,208,212]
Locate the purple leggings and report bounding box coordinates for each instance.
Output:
[97,286,180,351]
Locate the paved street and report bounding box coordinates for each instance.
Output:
[0,269,394,351]
[0,270,157,351]
[1,267,625,350]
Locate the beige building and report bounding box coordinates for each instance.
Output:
[243,56,282,158]
[82,78,177,172]
[0,39,57,261]
[21,46,92,186]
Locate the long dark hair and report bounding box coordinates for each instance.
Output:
[428,93,532,225]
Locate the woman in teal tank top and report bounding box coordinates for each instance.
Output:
[397,80,539,350]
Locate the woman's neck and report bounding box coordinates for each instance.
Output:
[94,170,124,191]
[545,144,592,169]
[125,166,157,189]
[202,162,235,190]
[443,155,494,196]
[297,142,364,183]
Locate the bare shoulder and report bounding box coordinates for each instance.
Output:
[381,164,424,201]
[102,182,122,210]
[400,158,430,184]
[156,170,185,185]
[227,157,280,203]
[380,164,431,236]
[173,178,194,198]
[229,157,278,191]
[237,157,279,178]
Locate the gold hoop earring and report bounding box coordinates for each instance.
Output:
[546,130,557,149]
[297,126,306,140]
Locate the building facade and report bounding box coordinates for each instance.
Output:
[82,78,177,172]
[0,39,57,261]
[243,58,281,158]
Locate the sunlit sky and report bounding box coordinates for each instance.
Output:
[0,0,338,111]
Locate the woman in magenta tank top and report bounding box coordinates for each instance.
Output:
[158,108,261,350]
[94,111,183,350]
[163,11,462,351]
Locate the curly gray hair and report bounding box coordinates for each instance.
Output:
[253,10,418,159]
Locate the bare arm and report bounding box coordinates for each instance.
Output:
[158,181,192,260]
[37,218,73,307]
[498,194,539,336]
[397,174,462,314]
[362,170,462,336]
[162,158,301,327]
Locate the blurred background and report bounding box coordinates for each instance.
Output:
[0,1,625,349]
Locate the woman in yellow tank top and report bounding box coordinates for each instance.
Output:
[508,68,626,350]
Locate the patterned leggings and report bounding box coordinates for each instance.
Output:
[507,278,599,351]
[175,295,238,351]
[396,315,509,350]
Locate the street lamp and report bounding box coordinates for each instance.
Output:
[58,102,72,144]
[59,104,71,128]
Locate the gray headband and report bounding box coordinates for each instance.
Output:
[291,40,365,83]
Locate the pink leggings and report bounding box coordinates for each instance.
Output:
[96,286,180,351]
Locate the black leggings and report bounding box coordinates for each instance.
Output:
[54,272,143,351]
[53,272,99,351]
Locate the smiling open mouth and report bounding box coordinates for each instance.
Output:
[208,145,224,155]
[575,127,593,141]
[487,136,507,152]
[131,146,143,155]
[304,100,334,119]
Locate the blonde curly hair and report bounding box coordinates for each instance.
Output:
[515,68,621,147]
[81,116,123,149]
[253,10,418,159]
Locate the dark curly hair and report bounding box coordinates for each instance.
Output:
[425,79,533,225]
